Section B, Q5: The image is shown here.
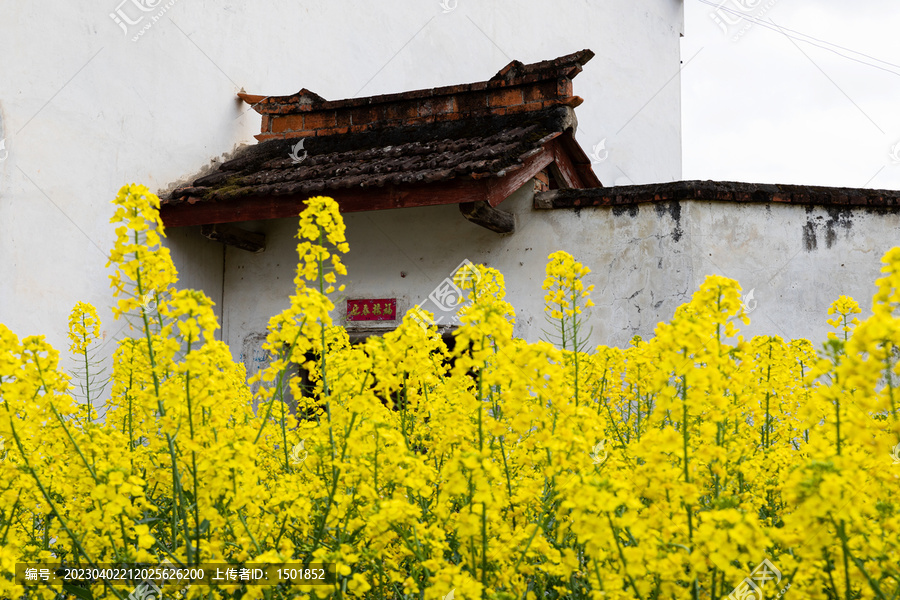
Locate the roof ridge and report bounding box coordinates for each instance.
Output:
[490,49,594,83]
[238,50,594,117]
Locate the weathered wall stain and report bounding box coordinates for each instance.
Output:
[803,219,818,251]
[613,204,639,218]
[803,207,854,251]
[824,207,853,249]
[671,201,683,243]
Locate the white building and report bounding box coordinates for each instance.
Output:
[0,1,684,362]
[6,1,899,380]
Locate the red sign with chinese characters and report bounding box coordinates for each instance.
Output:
[347,298,397,322]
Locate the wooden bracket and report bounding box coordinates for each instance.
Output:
[200,223,266,253]
[459,201,515,234]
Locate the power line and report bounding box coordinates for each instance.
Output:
[696,0,900,78]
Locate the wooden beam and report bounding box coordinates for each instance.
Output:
[547,133,602,189]
[459,201,515,234]
[548,141,581,189]
[162,177,491,227]
[484,146,555,207]
[200,223,266,253]
[556,130,603,188]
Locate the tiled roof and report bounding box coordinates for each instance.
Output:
[534,181,900,210]
[167,106,578,208]
[162,50,600,227]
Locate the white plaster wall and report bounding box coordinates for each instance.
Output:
[224,187,900,357]
[0,0,683,356]
[681,201,900,346]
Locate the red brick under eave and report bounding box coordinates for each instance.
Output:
[241,77,584,142]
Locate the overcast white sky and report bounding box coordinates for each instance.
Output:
[681,0,900,190]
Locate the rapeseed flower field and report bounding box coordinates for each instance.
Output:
[0,185,898,600]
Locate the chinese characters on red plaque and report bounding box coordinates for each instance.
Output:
[346,299,397,322]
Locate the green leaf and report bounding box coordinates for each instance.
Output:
[63,582,94,600]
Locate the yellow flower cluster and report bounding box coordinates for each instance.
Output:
[826,295,862,340]
[67,301,103,419]
[0,186,898,600]
[68,301,101,355]
[543,250,595,320]
[106,183,177,320]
